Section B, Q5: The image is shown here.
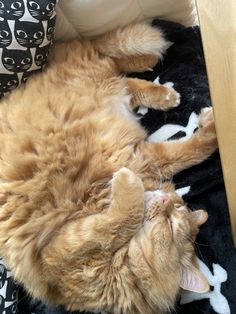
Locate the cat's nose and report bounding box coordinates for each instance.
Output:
[160,194,169,205]
[7,10,10,13]
[161,197,173,216]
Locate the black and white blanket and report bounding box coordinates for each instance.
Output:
[1,20,235,314]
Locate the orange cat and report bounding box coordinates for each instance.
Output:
[0,23,217,313]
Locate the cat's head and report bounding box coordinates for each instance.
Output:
[125,188,209,312]
[15,20,44,48]
[0,158,208,314]
[42,181,208,313]
[35,44,50,67]
[0,20,12,48]
[0,73,19,97]
[46,15,56,42]
[0,0,25,20]
[27,0,56,21]
[2,48,32,72]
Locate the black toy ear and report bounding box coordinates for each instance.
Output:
[190,209,208,226]
[180,264,210,293]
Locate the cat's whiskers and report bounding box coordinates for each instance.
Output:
[183,233,195,244]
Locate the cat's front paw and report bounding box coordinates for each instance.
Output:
[151,85,181,111]
[198,107,216,136]
[196,108,218,154]
[111,167,144,197]
[199,107,214,127]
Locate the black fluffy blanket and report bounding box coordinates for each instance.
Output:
[1,20,235,314]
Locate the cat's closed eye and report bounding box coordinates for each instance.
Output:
[0,2,4,9]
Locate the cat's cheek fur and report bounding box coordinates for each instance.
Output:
[127,224,181,311]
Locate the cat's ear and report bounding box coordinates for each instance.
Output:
[190,209,208,226]
[180,265,210,293]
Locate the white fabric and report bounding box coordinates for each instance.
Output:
[55,0,197,40]
[181,258,231,314]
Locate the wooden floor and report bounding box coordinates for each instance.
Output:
[195,0,236,246]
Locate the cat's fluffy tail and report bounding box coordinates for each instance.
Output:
[93,22,171,60]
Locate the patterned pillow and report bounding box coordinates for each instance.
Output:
[0,0,57,99]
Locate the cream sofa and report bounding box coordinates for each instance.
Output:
[55,0,197,40]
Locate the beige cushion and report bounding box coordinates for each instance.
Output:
[55,0,197,40]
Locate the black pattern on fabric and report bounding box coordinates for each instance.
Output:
[0,1,57,313]
[0,258,18,314]
[0,0,57,98]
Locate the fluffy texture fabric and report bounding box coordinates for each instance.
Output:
[0,0,57,98]
[14,21,235,314]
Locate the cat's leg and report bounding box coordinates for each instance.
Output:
[126,78,180,111]
[81,168,145,251]
[115,54,159,73]
[93,22,170,72]
[137,108,218,179]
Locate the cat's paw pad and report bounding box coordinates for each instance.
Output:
[199,107,214,128]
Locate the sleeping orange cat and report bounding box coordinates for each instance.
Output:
[0,23,217,313]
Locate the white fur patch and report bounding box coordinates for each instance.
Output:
[116,94,135,120]
[181,258,231,314]
[173,92,181,107]
[144,190,165,208]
